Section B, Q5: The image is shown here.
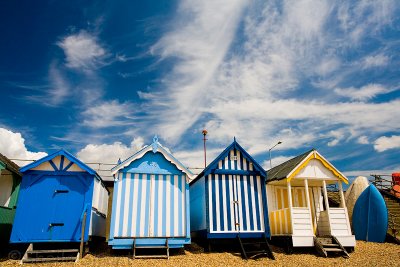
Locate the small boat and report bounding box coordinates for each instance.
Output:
[352,184,388,242]
[344,176,369,226]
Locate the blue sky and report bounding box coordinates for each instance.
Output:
[0,0,399,180]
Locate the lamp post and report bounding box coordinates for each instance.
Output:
[202,129,208,168]
[269,141,282,169]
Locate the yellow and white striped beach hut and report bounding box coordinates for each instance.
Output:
[266,149,355,250]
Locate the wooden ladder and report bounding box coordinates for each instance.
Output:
[133,239,169,259]
[237,234,275,260]
[314,236,349,258]
[21,243,79,264]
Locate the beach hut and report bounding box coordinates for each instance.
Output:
[9,149,109,262]
[108,136,192,258]
[266,149,355,256]
[190,138,274,259]
[0,153,22,245]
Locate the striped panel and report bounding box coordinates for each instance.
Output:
[269,208,292,235]
[216,148,254,171]
[209,174,265,233]
[112,173,186,238]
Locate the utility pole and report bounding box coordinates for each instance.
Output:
[202,130,208,168]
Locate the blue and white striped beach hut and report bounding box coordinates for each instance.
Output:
[108,136,193,251]
[190,138,270,239]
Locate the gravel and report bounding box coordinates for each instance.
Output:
[1,241,399,267]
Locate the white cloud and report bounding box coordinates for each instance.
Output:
[133,0,399,159]
[338,1,396,43]
[47,63,70,105]
[82,100,134,128]
[362,54,389,69]
[150,0,249,141]
[77,137,144,163]
[357,136,369,145]
[316,57,341,76]
[374,135,400,152]
[334,84,389,101]
[77,137,145,180]
[0,128,47,166]
[58,30,107,72]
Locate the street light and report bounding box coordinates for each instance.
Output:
[269,141,282,169]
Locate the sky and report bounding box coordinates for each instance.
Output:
[0,0,399,181]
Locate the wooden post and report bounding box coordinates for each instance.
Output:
[322,180,331,233]
[287,181,294,234]
[80,211,87,259]
[338,181,345,208]
[304,179,313,233]
[338,181,352,235]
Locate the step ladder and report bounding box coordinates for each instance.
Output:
[314,236,349,258]
[133,239,169,259]
[21,243,79,264]
[237,234,275,260]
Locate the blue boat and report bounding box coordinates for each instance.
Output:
[352,184,388,242]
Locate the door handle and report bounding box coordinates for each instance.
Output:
[49,223,64,227]
[54,190,69,193]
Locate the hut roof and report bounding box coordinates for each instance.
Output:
[111,136,193,178]
[266,149,314,182]
[266,149,348,183]
[20,149,102,179]
[190,138,266,185]
[0,152,21,176]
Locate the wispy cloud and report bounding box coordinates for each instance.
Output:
[374,135,400,152]
[19,62,71,107]
[82,100,135,128]
[58,30,109,72]
[361,53,390,69]
[149,0,249,141]
[334,84,390,101]
[138,0,399,158]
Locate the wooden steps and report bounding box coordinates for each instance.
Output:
[133,239,169,259]
[383,196,400,242]
[237,234,275,260]
[21,244,79,264]
[314,236,349,258]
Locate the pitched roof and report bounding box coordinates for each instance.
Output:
[111,136,193,178]
[20,149,99,177]
[190,138,266,184]
[266,149,314,182]
[266,149,348,183]
[0,152,21,176]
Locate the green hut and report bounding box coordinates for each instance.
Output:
[0,153,21,245]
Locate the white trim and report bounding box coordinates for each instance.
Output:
[208,174,213,232]
[221,174,228,231]
[111,143,193,178]
[249,175,258,231]
[165,175,171,236]
[228,175,235,231]
[243,175,250,231]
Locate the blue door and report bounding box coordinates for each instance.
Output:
[51,175,86,241]
[11,174,88,242]
[11,174,58,241]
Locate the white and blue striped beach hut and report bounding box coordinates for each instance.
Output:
[190,138,270,239]
[108,136,193,250]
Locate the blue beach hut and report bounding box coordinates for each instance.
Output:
[10,149,109,244]
[189,138,273,259]
[108,136,193,258]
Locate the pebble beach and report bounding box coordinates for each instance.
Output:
[1,241,399,267]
